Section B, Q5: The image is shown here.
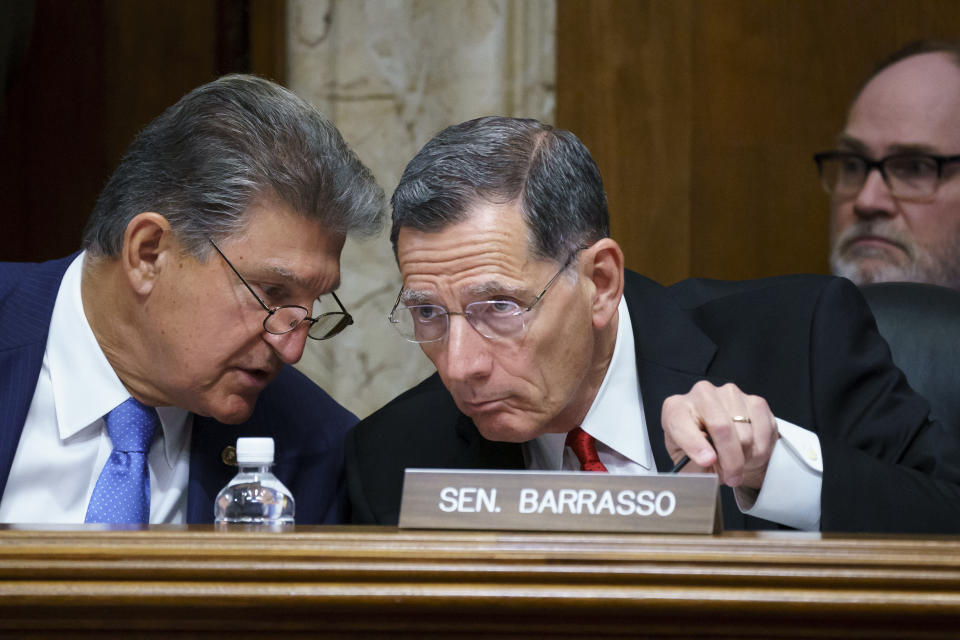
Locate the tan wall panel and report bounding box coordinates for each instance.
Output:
[558,0,694,285]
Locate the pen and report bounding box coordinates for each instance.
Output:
[669,435,713,474]
[669,454,691,474]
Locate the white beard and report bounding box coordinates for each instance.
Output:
[830,221,960,290]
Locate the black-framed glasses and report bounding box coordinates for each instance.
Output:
[388,249,583,343]
[209,238,353,340]
[813,150,960,201]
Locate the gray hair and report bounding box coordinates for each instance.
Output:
[390,116,609,263]
[82,74,384,258]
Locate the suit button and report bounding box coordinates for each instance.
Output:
[221,445,237,466]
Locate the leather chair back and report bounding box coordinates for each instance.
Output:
[861,282,960,429]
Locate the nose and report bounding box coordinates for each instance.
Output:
[439,314,492,384]
[852,168,896,220]
[263,324,309,364]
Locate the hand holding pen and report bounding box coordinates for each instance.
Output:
[662,380,778,488]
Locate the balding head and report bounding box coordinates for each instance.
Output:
[828,48,960,290]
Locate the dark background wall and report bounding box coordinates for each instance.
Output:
[0,0,285,262]
[557,0,960,284]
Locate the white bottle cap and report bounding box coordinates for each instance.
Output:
[236,437,274,465]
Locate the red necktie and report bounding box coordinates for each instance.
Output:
[565,427,608,472]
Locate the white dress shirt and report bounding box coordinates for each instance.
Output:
[524,296,822,530]
[0,253,192,524]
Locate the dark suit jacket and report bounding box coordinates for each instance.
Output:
[346,271,960,533]
[0,255,355,524]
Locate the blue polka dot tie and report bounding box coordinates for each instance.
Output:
[84,397,159,524]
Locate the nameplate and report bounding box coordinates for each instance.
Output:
[398,469,721,534]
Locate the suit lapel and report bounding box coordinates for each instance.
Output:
[622,271,718,472]
[622,273,756,529]
[0,255,75,498]
[186,416,230,523]
[452,413,525,470]
[187,415,276,523]
[0,343,46,497]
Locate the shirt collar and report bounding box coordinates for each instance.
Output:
[579,296,650,468]
[525,296,650,470]
[46,252,190,466]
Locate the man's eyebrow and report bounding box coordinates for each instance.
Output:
[885,142,944,156]
[835,134,870,154]
[400,289,433,304]
[463,281,524,299]
[400,281,527,305]
[836,134,942,157]
[260,264,338,295]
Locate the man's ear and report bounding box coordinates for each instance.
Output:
[121,212,173,296]
[581,238,625,330]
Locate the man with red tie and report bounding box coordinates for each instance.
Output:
[346,116,960,533]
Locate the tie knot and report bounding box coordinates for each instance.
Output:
[104,397,159,453]
[565,427,608,472]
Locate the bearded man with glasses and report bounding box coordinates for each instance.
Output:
[346,116,960,534]
[817,40,960,290]
[0,75,384,525]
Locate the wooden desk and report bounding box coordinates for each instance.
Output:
[1,525,959,638]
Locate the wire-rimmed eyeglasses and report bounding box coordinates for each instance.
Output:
[209,238,353,340]
[813,150,960,201]
[388,249,582,343]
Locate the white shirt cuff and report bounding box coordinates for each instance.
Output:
[733,418,822,530]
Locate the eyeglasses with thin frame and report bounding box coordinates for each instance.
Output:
[208,238,353,340]
[388,249,583,344]
[813,150,960,201]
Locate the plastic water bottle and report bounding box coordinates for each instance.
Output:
[214,437,295,526]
